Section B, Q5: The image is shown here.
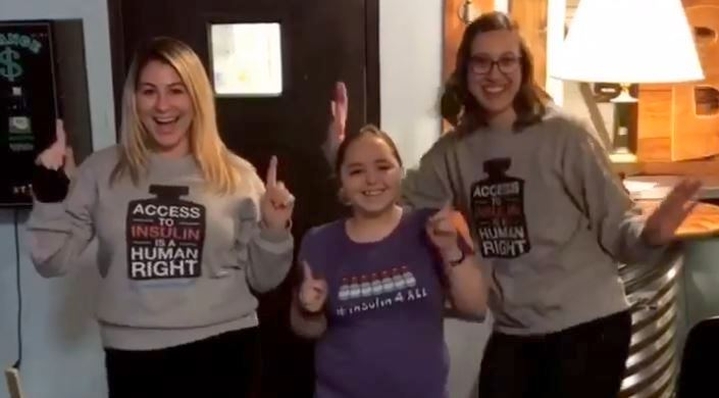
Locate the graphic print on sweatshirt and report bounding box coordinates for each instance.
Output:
[126,185,206,280]
[332,266,429,318]
[470,158,531,258]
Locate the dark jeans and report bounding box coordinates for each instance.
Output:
[105,328,260,398]
[478,311,632,398]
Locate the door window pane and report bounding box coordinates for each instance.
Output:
[209,23,282,96]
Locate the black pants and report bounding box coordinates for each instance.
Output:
[478,311,631,398]
[105,328,260,398]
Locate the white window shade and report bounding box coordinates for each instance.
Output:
[551,0,705,84]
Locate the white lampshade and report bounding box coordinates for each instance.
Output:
[551,0,705,83]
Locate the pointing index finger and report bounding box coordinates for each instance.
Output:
[56,119,66,148]
[336,81,347,105]
[266,155,278,187]
[302,261,314,281]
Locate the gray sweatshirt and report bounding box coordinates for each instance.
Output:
[402,109,664,335]
[26,146,293,350]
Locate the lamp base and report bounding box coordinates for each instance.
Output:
[610,83,638,103]
[609,149,638,163]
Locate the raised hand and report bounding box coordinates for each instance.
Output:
[321,82,348,165]
[298,262,328,313]
[35,119,76,178]
[426,203,473,260]
[642,178,703,245]
[426,203,461,254]
[330,81,348,143]
[260,155,295,231]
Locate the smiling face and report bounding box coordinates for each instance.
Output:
[338,133,403,218]
[135,60,193,157]
[466,29,522,122]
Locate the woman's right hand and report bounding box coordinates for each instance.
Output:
[35,119,76,178]
[298,262,328,313]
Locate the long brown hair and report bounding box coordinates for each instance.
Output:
[441,11,550,134]
[111,37,241,193]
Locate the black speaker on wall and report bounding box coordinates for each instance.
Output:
[0,19,92,208]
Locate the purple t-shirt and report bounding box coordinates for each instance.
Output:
[299,209,449,398]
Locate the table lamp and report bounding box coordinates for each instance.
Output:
[550,0,705,163]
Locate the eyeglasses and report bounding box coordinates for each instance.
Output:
[468,55,521,74]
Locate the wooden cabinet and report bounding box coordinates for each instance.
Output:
[509,0,548,89]
[638,0,719,161]
[442,0,495,133]
[443,0,495,80]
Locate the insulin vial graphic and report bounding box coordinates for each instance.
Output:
[392,268,406,290]
[126,185,206,280]
[360,275,372,297]
[349,276,361,299]
[470,158,531,259]
[381,270,394,293]
[338,277,350,301]
[401,266,416,288]
[370,273,383,295]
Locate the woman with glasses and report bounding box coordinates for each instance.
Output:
[399,11,701,398]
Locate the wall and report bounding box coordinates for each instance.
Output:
[0,0,491,397]
[379,0,444,168]
[0,1,115,398]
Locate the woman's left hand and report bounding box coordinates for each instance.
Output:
[641,178,702,246]
[260,156,295,231]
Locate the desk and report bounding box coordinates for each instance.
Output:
[636,201,719,239]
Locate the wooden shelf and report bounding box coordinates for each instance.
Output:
[613,159,719,177]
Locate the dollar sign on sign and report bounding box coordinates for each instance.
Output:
[0,47,23,83]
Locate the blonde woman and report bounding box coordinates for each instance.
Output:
[27,37,294,398]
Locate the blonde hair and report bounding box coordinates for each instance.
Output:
[110,37,240,193]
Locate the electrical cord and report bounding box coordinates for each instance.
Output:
[11,207,23,370]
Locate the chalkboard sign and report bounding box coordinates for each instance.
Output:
[0,21,59,207]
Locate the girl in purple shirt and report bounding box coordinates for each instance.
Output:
[290,125,486,398]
